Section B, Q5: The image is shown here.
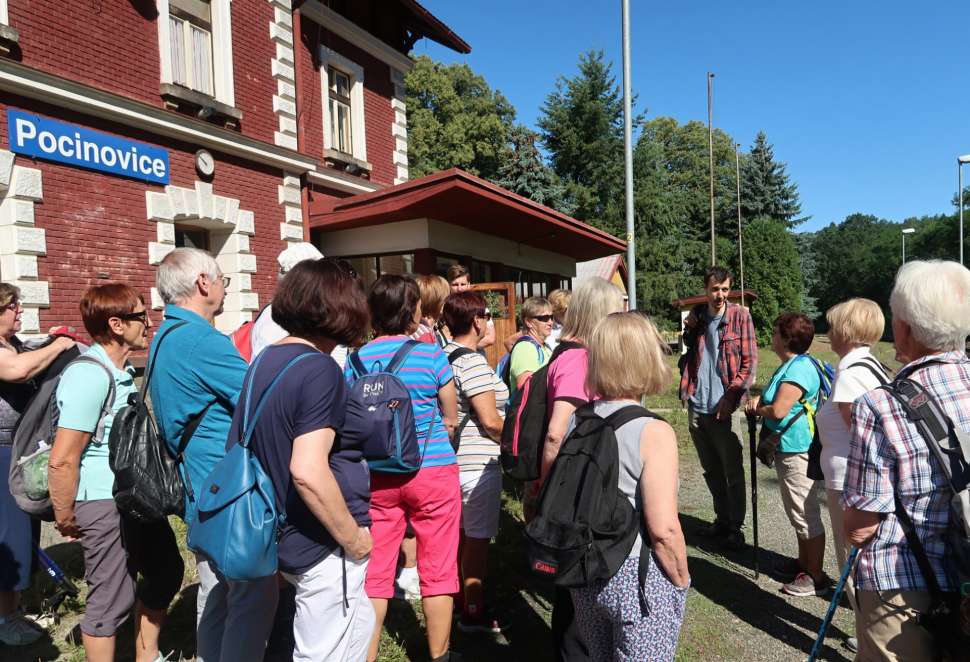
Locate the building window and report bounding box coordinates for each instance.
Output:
[436,254,460,278]
[175,226,210,251]
[328,69,353,154]
[320,46,367,162]
[342,252,414,291]
[158,0,234,106]
[509,267,552,299]
[169,0,214,96]
[0,0,8,26]
[471,261,492,284]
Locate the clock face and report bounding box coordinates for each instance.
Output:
[195,150,214,176]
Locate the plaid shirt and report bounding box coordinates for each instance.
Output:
[679,302,758,407]
[842,351,970,592]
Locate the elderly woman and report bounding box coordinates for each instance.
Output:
[570,312,689,662]
[441,291,509,634]
[0,284,76,646]
[345,275,460,662]
[507,296,554,399]
[536,277,623,661]
[745,313,826,597]
[413,275,451,348]
[237,259,375,662]
[50,284,183,662]
[816,299,888,620]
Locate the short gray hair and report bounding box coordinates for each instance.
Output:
[890,260,970,352]
[561,277,624,344]
[156,247,220,305]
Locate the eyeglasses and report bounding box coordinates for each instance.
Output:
[219,276,231,288]
[117,310,150,325]
[532,314,554,323]
[3,300,21,311]
[477,311,491,321]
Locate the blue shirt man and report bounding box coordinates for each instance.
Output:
[149,304,247,524]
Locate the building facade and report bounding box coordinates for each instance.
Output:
[0,0,623,338]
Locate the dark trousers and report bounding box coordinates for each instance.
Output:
[552,586,589,662]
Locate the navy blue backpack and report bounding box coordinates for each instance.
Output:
[348,340,437,474]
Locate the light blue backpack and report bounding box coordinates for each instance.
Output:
[186,351,310,581]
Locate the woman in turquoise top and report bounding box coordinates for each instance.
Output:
[745,313,827,598]
[49,284,183,662]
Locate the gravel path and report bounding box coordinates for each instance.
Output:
[675,410,856,662]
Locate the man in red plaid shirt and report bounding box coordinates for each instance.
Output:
[680,266,758,550]
[843,260,970,662]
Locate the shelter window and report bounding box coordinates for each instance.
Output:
[169,0,214,96]
[471,261,492,284]
[341,252,414,291]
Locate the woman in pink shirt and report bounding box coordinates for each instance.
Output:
[531,276,624,662]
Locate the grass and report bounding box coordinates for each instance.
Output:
[12,339,897,661]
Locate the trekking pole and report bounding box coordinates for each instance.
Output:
[747,413,759,580]
[808,546,859,662]
[33,541,80,622]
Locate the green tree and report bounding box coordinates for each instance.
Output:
[743,217,804,344]
[494,124,572,213]
[537,49,640,237]
[405,54,516,180]
[741,131,808,228]
[794,232,820,319]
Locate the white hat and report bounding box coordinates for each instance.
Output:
[277,242,323,272]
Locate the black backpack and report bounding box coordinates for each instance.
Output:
[8,348,112,520]
[499,341,581,481]
[524,402,663,588]
[110,322,211,522]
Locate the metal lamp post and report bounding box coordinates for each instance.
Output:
[959,155,970,265]
[902,228,915,265]
[622,0,636,309]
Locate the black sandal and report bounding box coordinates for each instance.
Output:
[695,522,731,537]
[719,533,745,550]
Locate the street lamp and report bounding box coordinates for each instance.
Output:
[902,228,915,265]
[959,155,970,265]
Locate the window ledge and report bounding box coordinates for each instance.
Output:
[0,24,19,48]
[160,83,243,122]
[322,148,372,173]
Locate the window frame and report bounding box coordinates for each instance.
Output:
[0,0,8,26]
[157,0,235,107]
[174,224,211,252]
[169,3,215,96]
[338,251,414,290]
[319,46,367,162]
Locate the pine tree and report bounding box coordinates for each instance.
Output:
[743,217,804,344]
[794,232,820,319]
[741,131,808,228]
[537,49,641,237]
[494,125,572,214]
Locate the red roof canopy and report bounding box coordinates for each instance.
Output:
[671,290,758,307]
[309,169,627,262]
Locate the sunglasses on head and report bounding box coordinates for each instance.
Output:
[532,314,554,323]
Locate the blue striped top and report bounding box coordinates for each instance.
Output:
[345,336,456,468]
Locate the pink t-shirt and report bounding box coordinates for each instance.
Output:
[546,347,595,416]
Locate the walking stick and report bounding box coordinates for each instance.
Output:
[808,547,859,662]
[33,541,79,623]
[747,413,759,579]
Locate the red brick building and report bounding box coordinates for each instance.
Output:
[0,0,624,337]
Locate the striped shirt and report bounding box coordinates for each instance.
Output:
[842,351,970,592]
[445,342,509,472]
[345,336,456,469]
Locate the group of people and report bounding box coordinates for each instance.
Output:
[681,260,970,662]
[1,243,968,662]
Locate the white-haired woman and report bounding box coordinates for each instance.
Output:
[570,312,689,662]
[533,277,623,662]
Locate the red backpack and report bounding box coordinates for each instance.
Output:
[230,321,255,363]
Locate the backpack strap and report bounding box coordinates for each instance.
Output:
[240,351,314,448]
[347,349,367,379]
[385,339,423,376]
[69,354,117,444]
[893,491,945,604]
[849,357,890,386]
[140,321,189,407]
[448,347,477,363]
[603,404,661,431]
[446,346,478,451]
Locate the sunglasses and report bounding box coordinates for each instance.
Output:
[532,314,554,323]
[478,311,492,321]
[3,300,21,311]
[117,310,150,324]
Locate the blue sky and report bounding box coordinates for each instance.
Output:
[415,0,970,233]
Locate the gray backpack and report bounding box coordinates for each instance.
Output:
[7,351,114,520]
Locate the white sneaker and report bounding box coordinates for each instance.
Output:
[394,573,422,601]
[19,610,54,631]
[0,612,43,646]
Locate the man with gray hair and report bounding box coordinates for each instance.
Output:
[149,248,277,662]
[843,260,970,661]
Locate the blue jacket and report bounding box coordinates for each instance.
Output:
[148,305,248,523]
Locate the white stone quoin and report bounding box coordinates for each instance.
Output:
[0,149,47,336]
[146,183,259,332]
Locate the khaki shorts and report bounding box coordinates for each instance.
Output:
[856,589,935,662]
[775,451,824,540]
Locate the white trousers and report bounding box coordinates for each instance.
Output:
[281,551,375,662]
